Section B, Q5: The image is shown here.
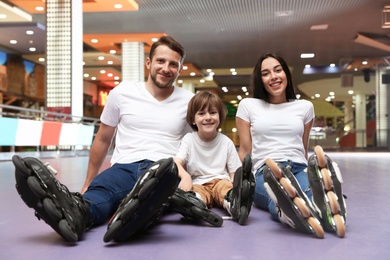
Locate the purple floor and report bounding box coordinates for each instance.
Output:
[1,152,390,260]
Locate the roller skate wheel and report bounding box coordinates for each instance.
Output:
[121,199,141,222]
[327,191,339,214]
[238,205,248,225]
[321,168,332,191]
[103,220,122,243]
[27,176,47,199]
[314,146,327,168]
[293,197,310,218]
[43,198,63,221]
[280,177,296,198]
[307,217,324,238]
[59,219,78,242]
[333,214,346,238]
[265,158,282,179]
[138,178,158,201]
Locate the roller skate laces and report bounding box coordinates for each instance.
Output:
[264,159,324,238]
[308,145,347,238]
[13,155,90,242]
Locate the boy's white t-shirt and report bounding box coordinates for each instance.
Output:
[236,98,315,171]
[100,81,194,165]
[176,132,242,185]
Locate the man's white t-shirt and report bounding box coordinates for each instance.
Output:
[176,132,242,185]
[236,98,315,171]
[100,81,194,165]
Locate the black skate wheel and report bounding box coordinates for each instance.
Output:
[242,154,252,173]
[12,155,32,178]
[293,197,310,218]
[103,220,122,243]
[314,146,327,168]
[307,217,324,238]
[138,178,158,201]
[43,198,63,221]
[191,205,208,219]
[241,180,249,201]
[334,214,346,238]
[121,199,140,222]
[58,219,78,242]
[265,159,282,179]
[27,176,47,199]
[238,205,248,225]
[280,177,296,198]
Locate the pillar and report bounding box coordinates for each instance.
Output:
[45,0,83,119]
[355,93,366,147]
[122,42,144,82]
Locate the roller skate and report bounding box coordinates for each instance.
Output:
[224,154,255,225]
[263,158,324,238]
[168,188,223,227]
[13,155,91,242]
[103,158,178,243]
[307,145,347,238]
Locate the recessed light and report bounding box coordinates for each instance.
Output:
[310,24,329,30]
[301,53,315,58]
[275,10,293,17]
[10,40,17,44]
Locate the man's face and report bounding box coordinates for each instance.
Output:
[146,45,183,89]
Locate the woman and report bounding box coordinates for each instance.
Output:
[235,53,346,238]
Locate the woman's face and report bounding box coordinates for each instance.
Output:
[260,57,288,104]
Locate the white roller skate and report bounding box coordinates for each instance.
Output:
[307,145,347,238]
[263,158,324,238]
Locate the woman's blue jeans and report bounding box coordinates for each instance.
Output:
[83,160,153,226]
[253,161,312,221]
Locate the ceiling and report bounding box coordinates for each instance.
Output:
[0,0,390,105]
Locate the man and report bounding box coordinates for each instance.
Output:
[13,36,194,243]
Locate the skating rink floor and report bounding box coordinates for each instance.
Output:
[1,151,389,260]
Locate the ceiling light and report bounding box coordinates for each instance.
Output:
[348,90,354,95]
[190,72,196,76]
[301,53,315,58]
[26,30,34,35]
[10,40,17,44]
[107,61,113,65]
[183,65,188,70]
[310,24,329,30]
[151,38,158,42]
[305,64,311,68]
[38,58,45,62]
[114,4,123,9]
[98,56,105,60]
[329,91,335,96]
[178,80,183,83]
[330,63,335,67]
[275,10,293,17]
[91,39,98,43]
[232,71,237,75]
[222,87,228,92]
[315,93,320,98]
[0,14,7,19]
[200,79,205,83]
[230,68,235,72]
[29,47,36,52]
[109,50,116,54]
[35,6,44,11]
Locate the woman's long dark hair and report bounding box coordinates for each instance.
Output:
[250,52,296,103]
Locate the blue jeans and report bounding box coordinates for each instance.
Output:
[83,160,154,226]
[254,161,312,221]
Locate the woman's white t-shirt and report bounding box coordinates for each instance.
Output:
[100,81,194,165]
[236,98,315,171]
[176,132,242,185]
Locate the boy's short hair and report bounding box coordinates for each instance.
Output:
[186,91,227,131]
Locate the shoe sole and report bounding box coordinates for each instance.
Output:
[103,158,179,242]
[264,158,324,238]
[13,155,82,242]
[308,145,346,238]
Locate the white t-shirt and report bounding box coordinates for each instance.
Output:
[176,132,242,185]
[100,81,194,164]
[236,98,315,171]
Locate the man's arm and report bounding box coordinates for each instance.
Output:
[80,123,116,194]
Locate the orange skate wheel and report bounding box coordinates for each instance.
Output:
[333,214,346,238]
[307,217,324,238]
[293,197,310,218]
[314,145,327,168]
[321,168,332,191]
[327,191,339,214]
[265,158,282,179]
[280,177,296,198]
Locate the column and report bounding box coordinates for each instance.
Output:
[355,93,366,147]
[122,42,144,82]
[182,82,195,93]
[376,68,389,147]
[45,0,83,119]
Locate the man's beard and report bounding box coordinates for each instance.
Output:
[150,72,176,89]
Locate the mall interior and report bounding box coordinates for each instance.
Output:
[0,1,390,259]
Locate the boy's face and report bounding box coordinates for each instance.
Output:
[193,106,220,135]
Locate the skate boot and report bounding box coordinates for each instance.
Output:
[307,145,347,238]
[13,155,91,242]
[103,158,179,243]
[263,158,324,238]
[168,188,223,227]
[224,154,255,225]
